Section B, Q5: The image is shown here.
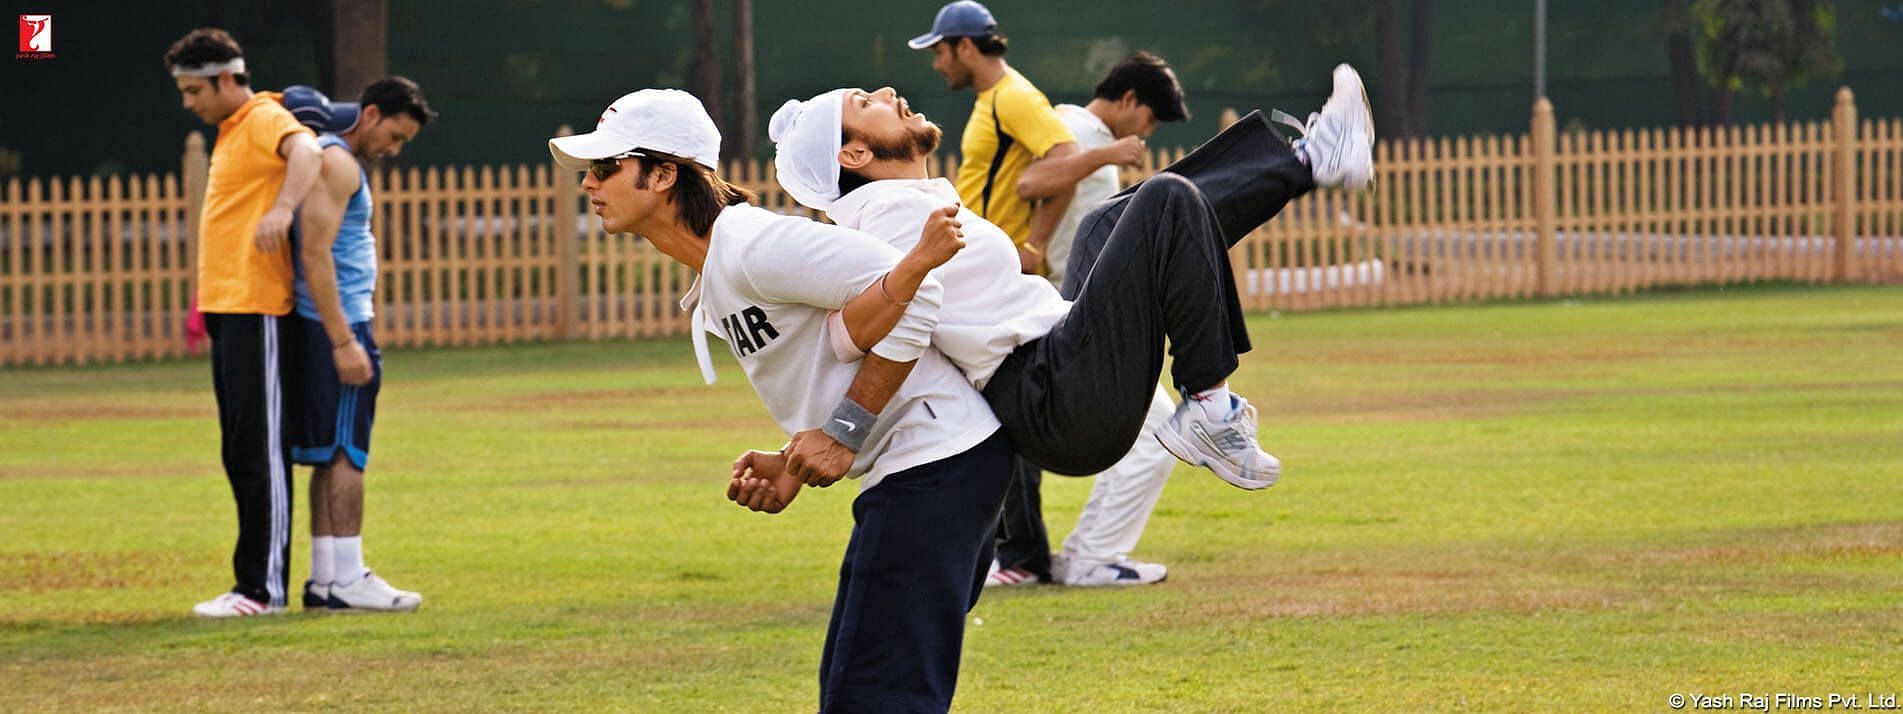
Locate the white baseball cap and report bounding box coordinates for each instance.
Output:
[549,89,721,171]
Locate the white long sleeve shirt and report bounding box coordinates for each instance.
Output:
[1049,105,1123,289]
[826,178,1072,390]
[686,204,1000,489]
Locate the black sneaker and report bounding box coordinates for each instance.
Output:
[302,579,331,611]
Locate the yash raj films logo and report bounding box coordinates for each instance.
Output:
[18,14,54,59]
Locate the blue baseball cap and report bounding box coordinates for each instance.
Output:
[907,1,998,50]
[281,85,361,134]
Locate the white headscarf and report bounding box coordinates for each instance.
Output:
[768,89,851,212]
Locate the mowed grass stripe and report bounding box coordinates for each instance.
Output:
[1,284,1899,711]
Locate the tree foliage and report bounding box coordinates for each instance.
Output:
[1692,0,1840,121]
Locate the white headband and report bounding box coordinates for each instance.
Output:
[170,58,246,78]
[769,89,851,212]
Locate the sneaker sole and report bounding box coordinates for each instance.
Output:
[983,569,1040,588]
[1154,427,1275,491]
[1064,573,1169,587]
[193,605,286,617]
[1333,64,1376,192]
[333,605,426,616]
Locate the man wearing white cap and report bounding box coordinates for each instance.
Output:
[760,64,1375,519]
[550,88,1009,713]
[165,27,322,618]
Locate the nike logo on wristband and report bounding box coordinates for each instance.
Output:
[832,418,858,433]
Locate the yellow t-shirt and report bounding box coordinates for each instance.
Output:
[197,92,312,315]
[953,68,1075,245]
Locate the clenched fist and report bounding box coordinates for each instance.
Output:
[911,204,967,270]
[1102,135,1147,168]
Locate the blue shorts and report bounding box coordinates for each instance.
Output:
[289,318,379,470]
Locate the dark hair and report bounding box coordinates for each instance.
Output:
[960,33,1008,57]
[838,167,873,198]
[163,28,248,87]
[631,151,756,236]
[359,76,438,126]
[1093,52,1189,122]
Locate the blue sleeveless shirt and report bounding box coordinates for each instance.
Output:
[294,133,377,323]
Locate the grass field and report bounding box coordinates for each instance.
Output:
[3,285,1901,712]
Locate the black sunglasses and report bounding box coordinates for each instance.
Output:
[588,151,647,182]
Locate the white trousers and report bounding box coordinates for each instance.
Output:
[1057,386,1177,566]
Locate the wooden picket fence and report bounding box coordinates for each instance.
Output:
[2,90,1900,367]
[1237,89,1903,312]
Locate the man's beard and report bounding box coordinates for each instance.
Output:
[944,67,973,91]
[856,121,943,162]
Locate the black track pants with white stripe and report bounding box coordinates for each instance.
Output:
[205,313,296,608]
[984,111,1316,477]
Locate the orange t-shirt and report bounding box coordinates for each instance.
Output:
[197,92,313,315]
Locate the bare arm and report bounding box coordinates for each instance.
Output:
[297,149,373,385]
[788,272,944,487]
[255,132,323,253]
[1017,137,1144,200]
[783,352,920,487]
[837,264,924,353]
[837,205,964,352]
[735,345,925,503]
[750,223,947,487]
[1022,188,1077,274]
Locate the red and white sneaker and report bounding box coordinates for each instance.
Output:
[191,592,284,618]
[982,559,1041,588]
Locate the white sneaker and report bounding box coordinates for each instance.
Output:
[192,592,284,618]
[1154,394,1281,490]
[327,571,422,612]
[1056,556,1168,587]
[1293,63,1375,191]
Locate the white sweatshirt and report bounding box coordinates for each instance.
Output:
[826,178,1072,390]
[686,204,1000,489]
[1050,105,1123,289]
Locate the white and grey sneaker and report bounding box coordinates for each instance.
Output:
[1056,556,1168,587]
[327,571,422,612]
[192,591,285,618]
[1284,63,1375,191]
[1154,394,1281,490]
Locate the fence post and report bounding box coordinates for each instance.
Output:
[1218,107,1239,131]
[1832,87,1856,282]
[553,125,580,339]
[1532,98,1557,296]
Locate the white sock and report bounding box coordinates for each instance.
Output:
[1189,384,1234,421]
[333,536,366,586]
[310,536,336,586]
